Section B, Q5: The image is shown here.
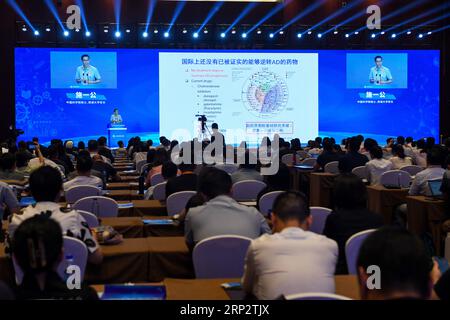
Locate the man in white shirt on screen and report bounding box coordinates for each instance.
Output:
[369,55,393,85]
[63,154,103,191]
[242,191,338,300]
[76,54,101,85]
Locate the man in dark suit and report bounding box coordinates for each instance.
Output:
[97,136,114,163]
[338,137,369,173]
[166,162,197,198]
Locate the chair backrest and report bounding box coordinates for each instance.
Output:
[150,173,165,186]
[73,196,119,217]
[166,191,197,216]
[399,165,424,177]
[152,181,167,201]
[380,170,412,188]
[352,166,369,180]
[345,229,376,274]
[324,161,340,174]
[216,163,239,175]
[65,185,101,204]
[301,158,317,167]
[77,210,100,228]
[232,180,267,201]
[258,191,285,217]
[13,236,88,285]
[193,235,252,278]
[309,207,333,234]
[284,292,352,300]
[135,159,147,174]
[281,153,295,166]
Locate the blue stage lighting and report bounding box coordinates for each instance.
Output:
[269,33,274,39]
[407,31,412,35]
[6,0,36,33]
[371,33,376,38]
[418,33,424,38]
[45,27,51,32]
[197,2,224,35]
[22,26,27,32]
[272,0,323,35]
[193,32,199,38]
[85,31,91,37]
[220,32,226,38]
[247,0,294,34]
[164,32,170,38]
[256,29,262,35]
[75,0,89,32]
[391,33,396,38]
[44,0,66,32]
[354,31,359,35]
[34,30,40,36]
[154,29,158,34]
[317,33,322,38]
[115,31,121,38]
[63,30,69,37]
[242,33,247,39]
[297,33,302,38]
[345,33,349,38]
[168,1,187,33]
[144,0,157,35]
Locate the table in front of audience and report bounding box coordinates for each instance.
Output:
[366,185,410,224]
[91,275,360,300]
[406,195,446,255]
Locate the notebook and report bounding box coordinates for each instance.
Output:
[427,179,443,199]
[19,196,36,207]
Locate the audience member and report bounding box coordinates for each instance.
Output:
[63,155,103,191]
[366,146,394,185]
[338,137,369,173]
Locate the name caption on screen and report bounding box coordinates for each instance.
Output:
[179,304,270,318]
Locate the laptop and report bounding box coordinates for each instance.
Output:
[427,179,444,200]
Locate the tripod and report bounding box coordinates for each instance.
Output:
[196,114,211,141]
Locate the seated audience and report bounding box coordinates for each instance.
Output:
[27,145,65,178]
[257,163,290,204]
[231,151,263,184]
[413,139,428,167]
[145,148,169,186]
[116,141,127,157]
[315,138,341,171]
[15,151,32,176]
[63,155,103,191]
[97,136,114,163]
[357,226,435,300]
[166,161,197,198]
[366,146,394,185]
[242,191,338,299]
[409,146,445,196]
[323,173,383,274]
[338,137,369,173]
[390,144,413,169]
[184,167,270,249]
[91,153,120,182]
[0,181,20,220]
[12,215,98,300]
[8,166,103,265]
[87,140,110,164]
[0,153,27,181]
[144,161,178,200]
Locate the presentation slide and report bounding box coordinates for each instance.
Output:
[159,52,318,144]
[15,48,440,146]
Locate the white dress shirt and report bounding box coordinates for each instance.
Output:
[8,202,100,254]
[409,166,446,196]
[366,158,394,185]
[63,175,103,191]
[390,156,413,169]
[242,227,338,300]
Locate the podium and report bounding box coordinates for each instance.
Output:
[108,124,127,148]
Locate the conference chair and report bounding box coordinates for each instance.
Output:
[140,163,151,176]
[152,181,167,201]
[399,165,424,177]
[73,196,119,218]
[77,210,100,228]
[192,235,252,279]
[215,163,239,175]
[135,159,147,174]
[352,166,369,182]
[258,191,284,217]
[284,293,352,300]
[13,236,88,285]
[232,180,267,201]
[65,185,101,204]
[324,161,340,174]
[380,170,412,188]
[166,191,197,216]
[150,173,165,186]
[345,229,376,275]
[281,153,295,166]
[300,158,317,167]
[309,207,333,234]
